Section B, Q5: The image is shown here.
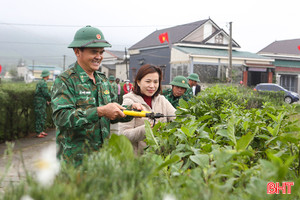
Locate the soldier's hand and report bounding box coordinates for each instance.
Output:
[97,103,126,120]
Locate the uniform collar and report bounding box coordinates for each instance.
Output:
[75,62,98,83]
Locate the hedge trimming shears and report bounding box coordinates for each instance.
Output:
[122,110,177,125]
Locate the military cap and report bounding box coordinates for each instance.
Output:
[41,70,50,77]
[109,75,115,81]
[170,76,190,89]
[68,25,111,48]
[187,73,200,82]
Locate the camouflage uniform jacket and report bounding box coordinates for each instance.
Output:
[34,79,51,134]
[109,82,118,103]
[51,62,133,165]
[34,79,51,102]
[162,88,190,108]
[185,87,194,99]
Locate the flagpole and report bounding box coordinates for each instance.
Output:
[167,32,172,49]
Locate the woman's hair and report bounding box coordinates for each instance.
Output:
[133,64,162,97]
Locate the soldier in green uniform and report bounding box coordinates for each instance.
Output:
[51,25,142,166]
[163,76,190,108]
[108,75,118,103]
[34,70,51,138]
[186,73,201,97]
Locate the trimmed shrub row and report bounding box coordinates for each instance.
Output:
[0,82,54,142]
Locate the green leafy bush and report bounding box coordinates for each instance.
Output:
[0,82,54,141]
[1,135,180,200]
[144,85,300,198]
[1,85,300,199]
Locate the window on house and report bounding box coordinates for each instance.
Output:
[170,64,189,81]
[280,74,297,92]
[215,34,223,44]
[177,65,183,76]
[159,65,166,81]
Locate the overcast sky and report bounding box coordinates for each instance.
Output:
[1,0,300,53]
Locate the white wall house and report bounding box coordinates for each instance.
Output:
[17,66,34,83]
[100,50,128,81]
[17,65,63,82]
[129,18,274,86]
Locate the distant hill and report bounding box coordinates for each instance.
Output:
[0,25,76,68]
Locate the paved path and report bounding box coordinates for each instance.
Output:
[0,123,120,194]
[0,129,56,193]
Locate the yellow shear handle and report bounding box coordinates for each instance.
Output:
[123,110,151,117]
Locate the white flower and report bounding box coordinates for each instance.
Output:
[163,194,176,200]
[34,145,60,186]
[20,195,34,200]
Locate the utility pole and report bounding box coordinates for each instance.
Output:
[63,55,66,71]
[228,22,232,83]
[125,47,129,79]
[0,64,2,84]
[32,60,35,79]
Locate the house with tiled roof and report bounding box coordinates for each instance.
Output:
[258,39,300,94]
[67,50,129,81]
[100,50,128,81]
[129,18,274,86]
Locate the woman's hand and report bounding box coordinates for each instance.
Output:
[131,103,143,111]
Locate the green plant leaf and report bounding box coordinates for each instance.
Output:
[181,126,190,136]
[197,123,210,139]
[216,129,229,140]
[217,177,237,193]
[265,136,279,146]
[227,115,236,145]
[243,120,249,131]
[256,134,270,140]
[180,124,197,138]
[178,98,189,108]
[279,132,300,144]
[267,113,278,123]
[188,125,197,136]
[198,115,212,122]
[267,126,274,136]
[154,155,181,172]
[266,150,283,166]
[108,134,134,160]
[152,121,162,135]
[144,120,159,147]
[236,132,255,151]
[190,154,209,168]
[273,123,280,136]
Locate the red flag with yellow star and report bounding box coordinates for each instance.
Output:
[159,32,169,43]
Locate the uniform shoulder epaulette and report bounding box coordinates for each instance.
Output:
[59,67,76,79]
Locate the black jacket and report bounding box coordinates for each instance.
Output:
[195,84,201,95]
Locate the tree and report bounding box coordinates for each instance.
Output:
[9,68,18,77]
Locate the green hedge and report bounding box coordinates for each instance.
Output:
[0,82,54,142]
[0,81,131,142]
[200,84,286,109]
[2,85,300,199]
